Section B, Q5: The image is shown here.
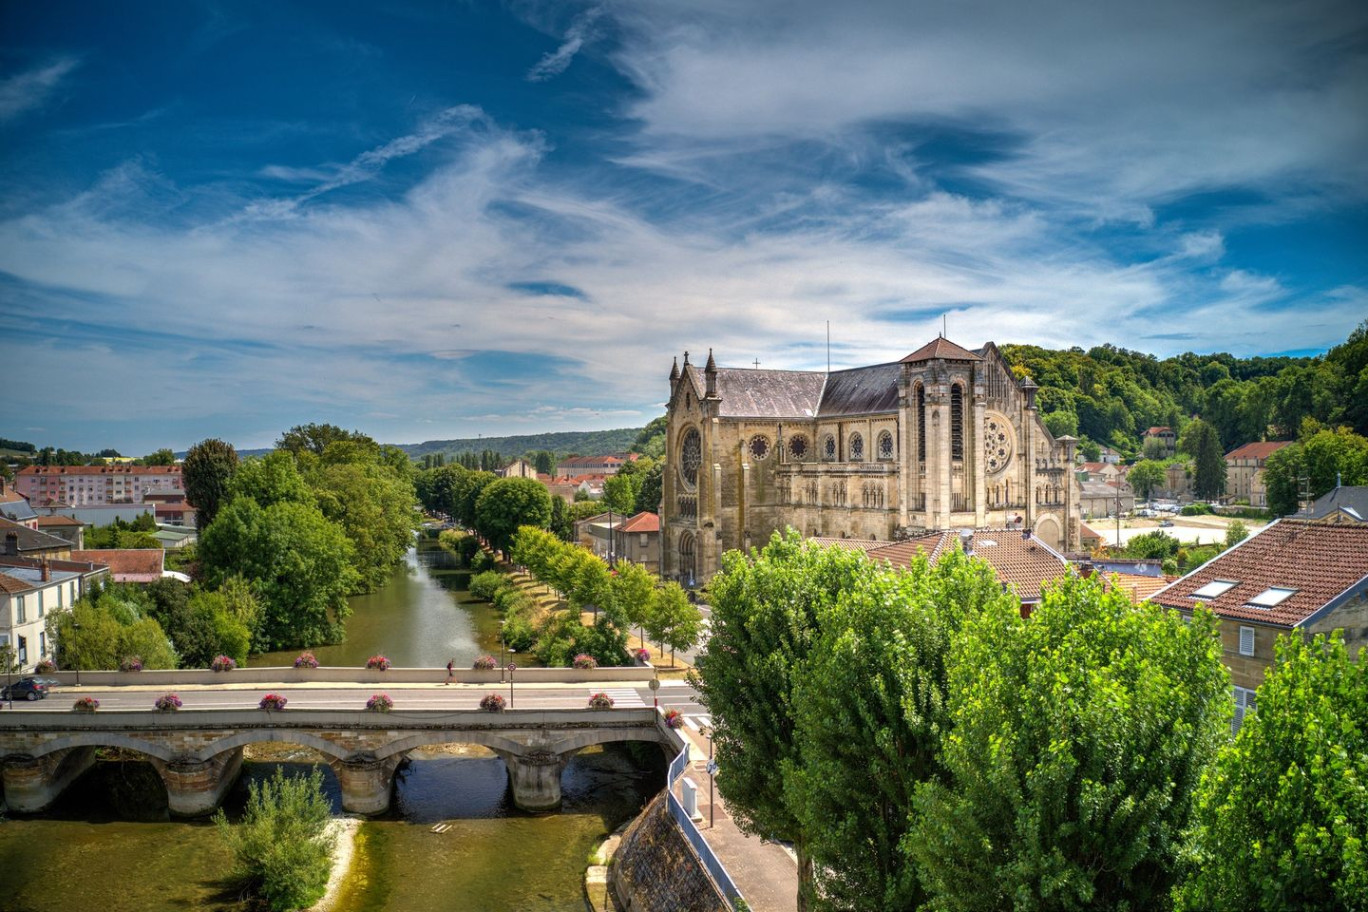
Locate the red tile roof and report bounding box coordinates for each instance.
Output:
[1225,441,1293,461]
[618,512,660,533]
[1100,572,1176,604]
[18,465,181,476]
[70,549,165,582]
[35,515,84,527]
[0,572,34,594]
[900,337,983,363]
[1145,427,1174,436]
[1150,520,1368,627]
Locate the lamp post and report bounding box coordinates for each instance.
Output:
[506,656,516,709]
[71,621,81,687]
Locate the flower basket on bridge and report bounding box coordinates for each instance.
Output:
[366,655,391,671]
[73,697,100,713]
[294,651,319,669]
[154,693,183,712]
[635,648,650,665]
[572,654,598,670]
[211,655,237,672]
[479,693,506,712]
[366,693,394,713]
[119,656,143,672]
[472,655,498,670]
[35,659,56,673]
[663,709,684,729]
[258,693,288,711]
[588,692,614,710]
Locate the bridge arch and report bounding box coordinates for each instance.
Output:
[2,732,178,763]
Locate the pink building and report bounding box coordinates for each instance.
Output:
[14,465,184,507]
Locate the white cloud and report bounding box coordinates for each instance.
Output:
[526,5,603,82]
[0,57,79,123]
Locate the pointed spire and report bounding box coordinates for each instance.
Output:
[705,348,716,372]
[669,356,680,382]
[705,348,718,398]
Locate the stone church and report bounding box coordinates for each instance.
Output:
[661,337,1082,585]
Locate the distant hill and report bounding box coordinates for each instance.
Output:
[398,427,644,460]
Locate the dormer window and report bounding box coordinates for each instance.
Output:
[1247,587,1297,609]
[1191,580,1238,600]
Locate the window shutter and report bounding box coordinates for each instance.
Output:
[1239,626,1255,656]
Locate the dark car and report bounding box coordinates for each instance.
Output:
[2,677,50,701]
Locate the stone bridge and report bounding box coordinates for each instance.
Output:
[0,708,671,817]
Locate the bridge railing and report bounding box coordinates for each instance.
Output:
[27,666,657,688]
[665,736,746,910]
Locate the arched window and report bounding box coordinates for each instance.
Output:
[824,435,837,461]
[951,383,964,460]
[678,532,696,586]
[916,384,926,462]
[877,430,894,460]
[849,433,864,462]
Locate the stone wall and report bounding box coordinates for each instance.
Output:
[611,792,728,912]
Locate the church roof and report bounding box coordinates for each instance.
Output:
[816,362,902,417]
[900,337,983,363]
[713,368,826,418]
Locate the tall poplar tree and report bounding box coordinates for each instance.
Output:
[182,438,239,532]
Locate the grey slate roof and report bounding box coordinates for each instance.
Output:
[1298,485,1368,523]
[714,368,826,418]
[0,516,71,553]
[816,362,902,417]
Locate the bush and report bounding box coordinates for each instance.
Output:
[572,653,598,669]
[588,692,614,709]
[492,586,531,615]
[211,654,237,672]
[663,708,683,729]
[468,570,508,601]
[73,696,100,713]
[365,655,391,671]
[472,655,498,670]
[258,693,288,711]
[119,656,144,672]
[470,549,496,572]
[34,658,56,673]
[479,693,506,712]
[294,651,319,669]
[155,693,183,712]
[1180,502,1212,516]
[214,768,336,912]
[366,693,393,713]
[502,612,537,652]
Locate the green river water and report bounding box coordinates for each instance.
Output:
[0,539,665,911]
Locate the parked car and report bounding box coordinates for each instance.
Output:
[2,677,50,701]
[1159,520,1175,528]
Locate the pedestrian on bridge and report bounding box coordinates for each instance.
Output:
[445,659,454,685]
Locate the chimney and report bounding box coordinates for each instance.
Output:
[4,531,17,555]
[41,557,50,582]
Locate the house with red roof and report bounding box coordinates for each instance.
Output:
[69,549,166,584]
[1225,441,1293,508]
[1150,519,1368,730]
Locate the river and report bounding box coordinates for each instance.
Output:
[0,538,664,911]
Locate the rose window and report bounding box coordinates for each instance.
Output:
[983,415,1014,473]
[749,435,770,460]
[680,428,702,487]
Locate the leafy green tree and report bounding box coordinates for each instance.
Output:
[199,498,358,649]
[645,581,702,666]
[455,469,497,527]
[788,551,1014,911]
[1128,459,1167,501]
[605,560,655,641]
[142,448,176,466]
[47,582,179,670]
[1189,418,1228,500]
[474,476,552,554]
[276,422,373,458]
[182,438,239,532]
[695,531,869,906]
[1223,520,1249,550]
[910,574,1229,911]
[214,768,336,912]
[228,450,312,508]
[633,459,663,514]
[631,414,668,459]
[1177,633,1367,911]
[1125,529,1180,560]
[532,450,556,475]
[1142,436,1170,460]
[602,471,642,515]
[308,458,418,593]
[1264,426,1368,515]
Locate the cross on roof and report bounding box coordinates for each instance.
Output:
[752,358,761,369]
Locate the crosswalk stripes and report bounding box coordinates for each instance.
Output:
[684,713,711,732]
[593,687,646,708]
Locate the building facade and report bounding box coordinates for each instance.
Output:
[1225,441,1292,508]
[661,338,1082,585]
[14,465,184,507]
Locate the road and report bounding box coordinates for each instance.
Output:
[0,679,707,717]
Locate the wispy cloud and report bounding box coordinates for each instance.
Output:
[527,5,603,82]
[0,57,79,123]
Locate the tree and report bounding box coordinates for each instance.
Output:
[694,531,869,908]
[199,498,358,649]
[1142,436,1170,460]
[1223,520,1249,550]
[605,560,655,642]
[1128,459,1167,501]
[474,477,552,554]
[308,457,418,593]
[1125,529,1180,560]
[646,581,702,665]
[1264,427,1368,515]
[214,768,336,912]
[228,450,312,508]
[143,448,176,466]
[276,422,372,458]
[46,582,179,670]
[909,574,1229,912]
[1189,418,1228,500]
[787,551,1014,911]
[633,459,664,514]
[182,438,239,532]
[602,472,641,515]
[532,450,556,475]
[1177,633,1367,911]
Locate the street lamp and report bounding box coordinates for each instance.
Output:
[507,655,516,709]
[71,621,81,687]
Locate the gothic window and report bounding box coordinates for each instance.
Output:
[849,433,864,462]
[877,430,894,460]
[678,532,696,586]
[951,384,965,460]
[749,435,770,460]
[824,434,837,460]
[789,435,808,460]
[983,414,1014,474]
[680,428,702,488]
[916,385,926,462]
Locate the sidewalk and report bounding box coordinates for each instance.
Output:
[675,722,798,912]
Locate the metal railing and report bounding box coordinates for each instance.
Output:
[667,741,746,909]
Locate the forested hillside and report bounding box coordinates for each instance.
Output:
[1000,321,1367,457]
[400,427,642,461]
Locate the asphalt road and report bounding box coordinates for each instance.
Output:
[0,680,705,716]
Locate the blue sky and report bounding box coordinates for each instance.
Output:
[2,0,1364,455]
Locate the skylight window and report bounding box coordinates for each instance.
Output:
[1191,580,1238,599]
[1247,587,1297,609]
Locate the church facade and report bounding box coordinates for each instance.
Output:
[661,337,1082,585]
